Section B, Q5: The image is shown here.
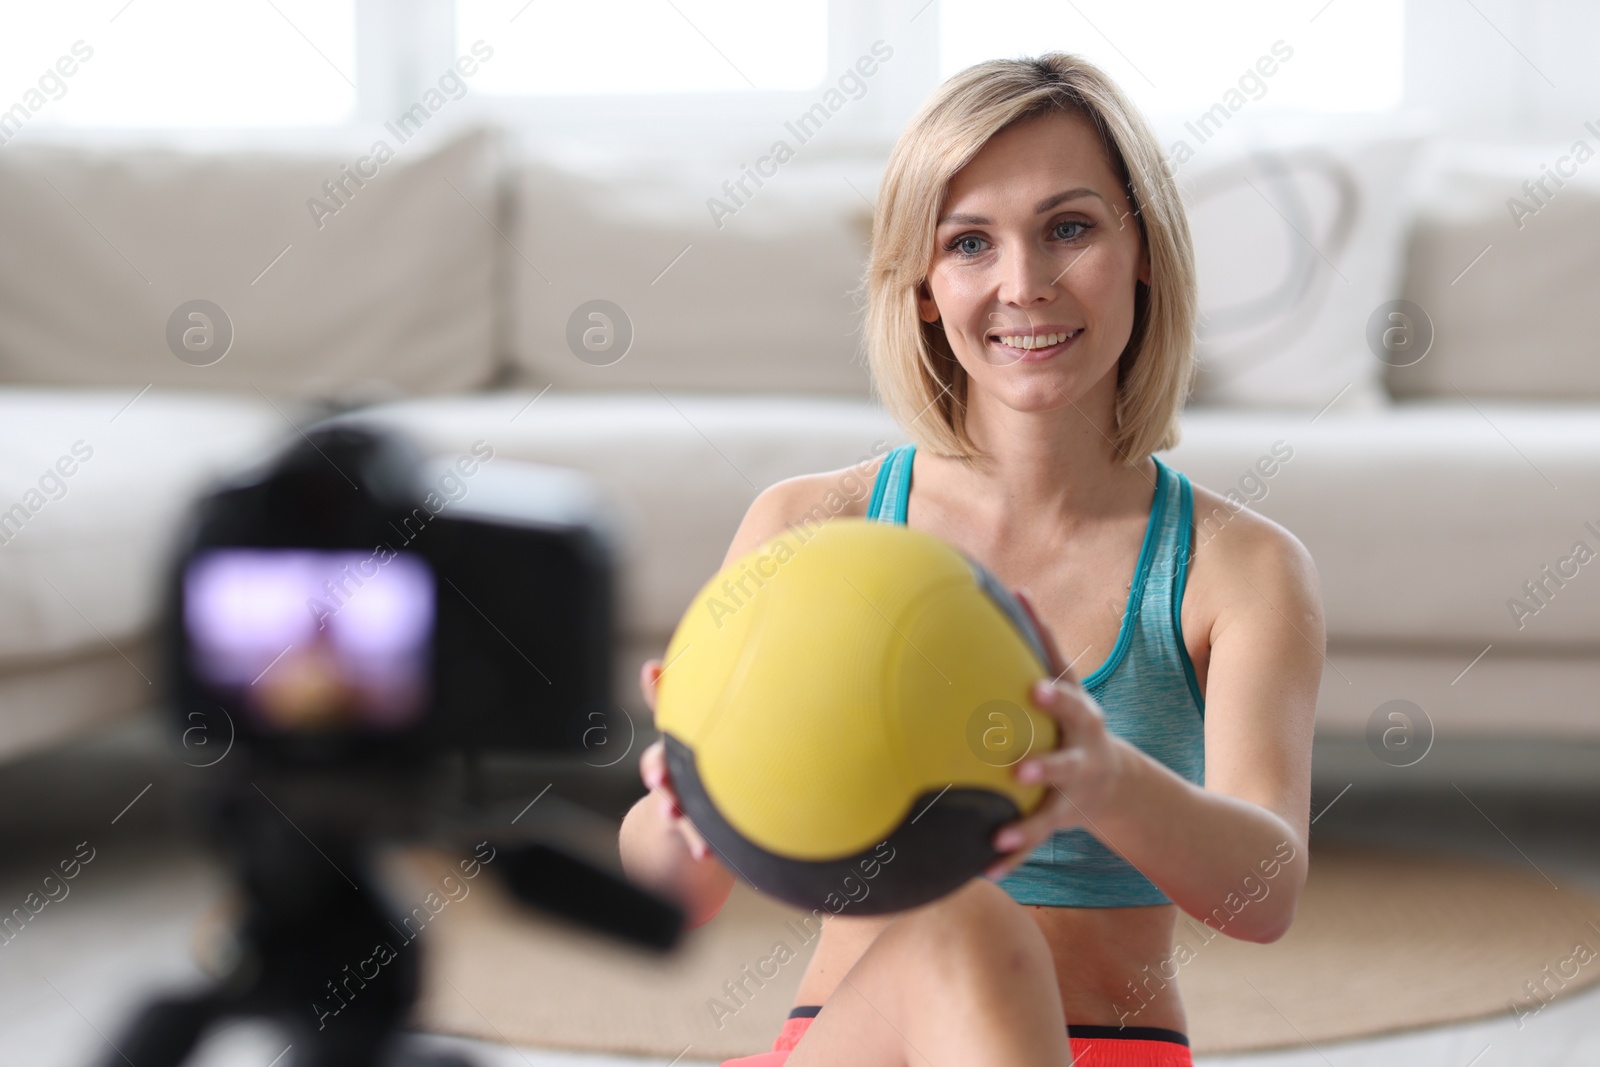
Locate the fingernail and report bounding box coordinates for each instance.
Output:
[996,829,1023,851]
[1018,760,1042,783]
[1033,680,1053,702]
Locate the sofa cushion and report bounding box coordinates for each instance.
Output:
[506,153,878,396]
[1158,117,1426,411]
[508,121,1422,411]
[1387,140,1600,401]
[1166,401,1600,649]
[355,393,1600,652]
[0,389,285,665]
[0,129,501,400]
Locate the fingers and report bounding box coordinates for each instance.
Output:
[1027,678,1103,748]
[984,788,1078,879]
[638,737,711,861]
[659,784,708,860]
[985,847,1032,882]
[678,818,710,861]
[984,682,1115,878]
[639,738,665,790]
[642,743,682,816]
[639,658,664,715]
[983,677,1109,879]
[1018,741,1100,800]
[1010,782,1077,847]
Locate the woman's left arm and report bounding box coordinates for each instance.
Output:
[990,521,1324,944]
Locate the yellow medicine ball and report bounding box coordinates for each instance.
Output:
[655,518,1059,915]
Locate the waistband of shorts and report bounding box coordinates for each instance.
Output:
[785,1006,1190,1049]
[1067,1023,1188,1046]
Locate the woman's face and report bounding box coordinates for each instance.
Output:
[919,110,1149,418]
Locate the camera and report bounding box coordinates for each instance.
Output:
[167,421,616,773]
[98,423,681,1067]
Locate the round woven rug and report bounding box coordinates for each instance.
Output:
[392,841,1600,1060]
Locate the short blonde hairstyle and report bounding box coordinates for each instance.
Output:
[864,53,1197,467]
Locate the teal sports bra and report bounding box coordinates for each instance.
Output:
[866,444,1206,908]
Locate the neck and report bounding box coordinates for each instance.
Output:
[939,375,1154,534]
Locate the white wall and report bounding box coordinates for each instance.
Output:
[1404,0,1600,139]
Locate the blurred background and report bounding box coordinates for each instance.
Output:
[1,1,1599,1064]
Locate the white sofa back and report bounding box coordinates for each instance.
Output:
[1388,141,1600,401]
[1,123,1595,408]
[502,127,1428,412]
[0,129,502,401]
[507,152,878,397]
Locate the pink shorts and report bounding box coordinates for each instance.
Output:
[720,1009,1195,1066]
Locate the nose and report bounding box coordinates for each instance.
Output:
[995,238,1058,314]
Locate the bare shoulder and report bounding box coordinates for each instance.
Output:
[719,449,892,568]
[1187,480,1323,642]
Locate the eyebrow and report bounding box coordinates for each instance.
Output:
[938,187,1106,227]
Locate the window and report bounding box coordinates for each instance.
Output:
[938,0,1404,115]
[18,0,1573,147]
[0,0,357,128]
[455,0,829,96]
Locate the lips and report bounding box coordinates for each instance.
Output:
[987,326,1083,361]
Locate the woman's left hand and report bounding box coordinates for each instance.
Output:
[982,587,1129,881]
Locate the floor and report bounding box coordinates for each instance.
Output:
[2,715,1598,1067]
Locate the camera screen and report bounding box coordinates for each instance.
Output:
[184,549,434,734]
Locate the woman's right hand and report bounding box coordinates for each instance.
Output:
[638,658,713,863]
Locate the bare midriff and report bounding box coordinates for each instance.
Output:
[791,900,1187,1032]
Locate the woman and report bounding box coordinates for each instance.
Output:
[620,53,1323,1066]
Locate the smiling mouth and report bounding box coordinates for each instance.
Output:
[988,328,1083,357]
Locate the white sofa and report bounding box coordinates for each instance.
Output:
[2,122,1596,786]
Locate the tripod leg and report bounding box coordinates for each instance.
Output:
[95,991,222,1067]
[386,1040,477,1067]
[296,1027,472,1067]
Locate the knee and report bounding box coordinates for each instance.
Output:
[919,875,1016,922]
[888,878,1052,978]
[938,878,1044,947]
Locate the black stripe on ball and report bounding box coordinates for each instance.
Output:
[664,734,1020,916]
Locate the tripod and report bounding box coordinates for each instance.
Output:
[96,785,683,1067]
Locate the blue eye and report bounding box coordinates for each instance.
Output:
[952,235,986,257]
[1053,220,1090,240]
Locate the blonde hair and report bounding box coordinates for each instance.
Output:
[864,53,1197,467]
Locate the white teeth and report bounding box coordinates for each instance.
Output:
[995,330,1077,350]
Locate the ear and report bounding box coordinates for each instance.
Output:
[916,280,941,324]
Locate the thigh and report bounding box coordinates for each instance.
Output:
[787,879,1071,1067]
[783,972,917,1067]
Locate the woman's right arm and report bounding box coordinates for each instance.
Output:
[618,475,836,927]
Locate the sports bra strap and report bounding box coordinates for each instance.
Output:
[866,444,915,524]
